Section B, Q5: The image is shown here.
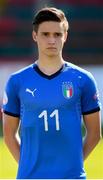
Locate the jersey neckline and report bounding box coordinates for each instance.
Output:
[33,63,65,80]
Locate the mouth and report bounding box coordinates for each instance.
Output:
[47,47,57,50]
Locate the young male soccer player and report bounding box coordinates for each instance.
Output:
[2,7,101,179]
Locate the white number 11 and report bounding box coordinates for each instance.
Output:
[38,109,60,131]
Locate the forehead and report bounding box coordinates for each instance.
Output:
[38,21,64,32]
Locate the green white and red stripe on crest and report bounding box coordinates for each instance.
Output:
[62,82,73,99]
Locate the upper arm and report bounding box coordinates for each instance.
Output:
[3,75,20,117]
[3,113,20,137]
[81,72,101,114]
[83,111,101,137]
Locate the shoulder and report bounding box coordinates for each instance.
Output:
[64,61,95,83]
[12,63,34,77]
[8,64,34,82]
[5,64,34,90]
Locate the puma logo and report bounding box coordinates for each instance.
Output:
[26,88,37,97]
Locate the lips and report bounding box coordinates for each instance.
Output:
[47,47,57,49]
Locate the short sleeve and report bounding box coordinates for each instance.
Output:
[2,75,20,117]
[81,72,101,115]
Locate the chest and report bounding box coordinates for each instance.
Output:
[18,74,83,131]
[19,75,81,111]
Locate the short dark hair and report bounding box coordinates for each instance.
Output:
[32,7,69,32]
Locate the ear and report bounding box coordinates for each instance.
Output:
[32,31,37,42]
[64,31,68,42]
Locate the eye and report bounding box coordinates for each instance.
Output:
[55,33,63,37]
[42,32,49,36]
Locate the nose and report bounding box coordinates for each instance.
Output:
[48,35,56,44]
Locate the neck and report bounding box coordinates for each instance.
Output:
[36,55,65,75]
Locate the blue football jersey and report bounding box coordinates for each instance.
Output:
[3,61,100,179]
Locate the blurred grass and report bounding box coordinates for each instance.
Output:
[0,138,18,178]
[84,139,103,179]
[0,137,103,179]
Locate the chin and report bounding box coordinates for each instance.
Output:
[48,54,58,58]
[47,52,58,57]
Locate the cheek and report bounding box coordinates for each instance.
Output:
[38,37,47,44]
[58,39,65,48]
[37,41,46,50]
[37,39,43,46]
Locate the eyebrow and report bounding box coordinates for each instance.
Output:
[41,32,63,34]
